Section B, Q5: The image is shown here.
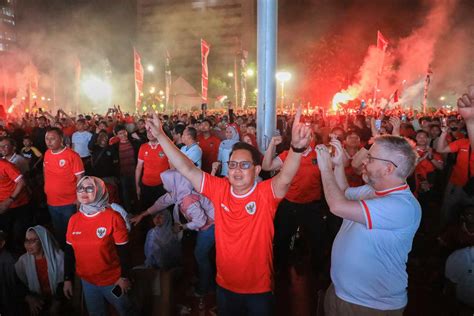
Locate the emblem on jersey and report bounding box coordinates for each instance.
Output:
[159,151,165,157]
[145,151,149,156]
[221,203,230,212]
[96,227,107,238]
[312,158,318,165]
[245,202,256,215]
[210,143,214,147]
[59,159,66,167]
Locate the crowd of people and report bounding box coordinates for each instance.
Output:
[0,85,473,316]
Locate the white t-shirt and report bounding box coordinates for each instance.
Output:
[72,131,92,158]
[331,184,421,310]
[445,247,474,307]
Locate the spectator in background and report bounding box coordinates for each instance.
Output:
[0,230,21,316]
[180,126,202,169]
[0,136,30,176]
[71,118,93,168]
[216,125,239,177]
[15,225,66,316]
[43,127,84,247]
[198,119,221,173]
[20,136,43,175]
[135,127,170,210]
[172,124,186,149]
[32,116,48,153]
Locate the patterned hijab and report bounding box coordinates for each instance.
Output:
[77,176,109,215]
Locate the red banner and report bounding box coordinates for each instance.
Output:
[133,48,144,111]
[377,30,389,51]
[201,39,210,104]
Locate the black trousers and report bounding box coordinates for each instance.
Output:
[0,203,34,254]
[273,199,325,271]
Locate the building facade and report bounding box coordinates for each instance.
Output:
[0,0,15,52]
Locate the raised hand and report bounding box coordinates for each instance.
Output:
[271,135,282,146]
[458,85,474,122]
[329,138,344,166]
[315,144,333,172]
[146,113,164,138]
[291,106,312,149]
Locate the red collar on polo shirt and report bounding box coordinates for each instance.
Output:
[374,184,409,197]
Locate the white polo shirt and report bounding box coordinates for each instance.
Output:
[331,184,421,310]
[445,247,474,307]
[72,131,92,158]
[180,143,202,169]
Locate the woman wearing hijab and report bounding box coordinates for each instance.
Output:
[15,225,65,315]
[131,169,215,295]
[216,125,240,177]
[63,176,135,316]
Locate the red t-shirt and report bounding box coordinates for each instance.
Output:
[137,143,170,186]
[197,134,221,173]
[200,173,281,293]
[0,160,29,208]
[43,148,85,206]
[66,208,128,286]
[278,148,322,203]
[448,138,474,186]
[63,126,76,137]
[35,257,52,296]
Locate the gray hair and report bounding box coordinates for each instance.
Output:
[374,135,418,179]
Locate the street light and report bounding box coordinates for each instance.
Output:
[246,69,254,77]
[276,71,292,110]
[147,64,154,73]
[227,72,234,78]
[149,86,156,94]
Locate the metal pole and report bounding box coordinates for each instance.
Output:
[280,81,284,111]
[257,0,277,152]
[234,53,239,109]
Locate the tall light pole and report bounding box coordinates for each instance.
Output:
[276,71,291,111]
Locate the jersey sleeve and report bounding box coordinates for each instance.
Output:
[3,162,22,183]
[112,212,129,245]
[71,151,85,175]
[360,195,420,230]
[65,215,76,245]
[448,139,465,153]
[200,172,227,201]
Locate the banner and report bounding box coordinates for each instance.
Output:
[377,30,389,51]
[133,48,144,111]
[201,39,210,104]
[165,49,172,108]
[240,50,248,108]
[74,56,81,112]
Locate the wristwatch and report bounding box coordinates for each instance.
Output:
[291,144,308,153]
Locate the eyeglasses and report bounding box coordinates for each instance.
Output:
[367,154,398,168]
[227,161,254,170]
[77,185,95,193]
[24,238,39,244]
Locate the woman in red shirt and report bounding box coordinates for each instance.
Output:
[63,176,136,316]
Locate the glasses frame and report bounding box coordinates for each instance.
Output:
[24,238,40,244]
[367,153,398,168]
[77,185,95,193]
[227,161,254,170]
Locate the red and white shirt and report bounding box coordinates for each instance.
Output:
[137,142,170,186]
[43,147,84,206]
[448,138,474,187]
[200,173,281,293]
[66,208,129,286]
[0,160,29,208]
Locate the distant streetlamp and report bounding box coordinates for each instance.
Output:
[146,64,154,73]
[246,69,254,77]
[227,72,234,78]
[276,71,291,110]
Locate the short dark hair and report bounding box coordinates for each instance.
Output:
[174,124,185,136]
[230,142,261,166]
[46,127,64,139]
[0,137,15,147]
[77,118,86,124]
[202,119,212,127]
[186,126,198,141]
[114,124,127,134]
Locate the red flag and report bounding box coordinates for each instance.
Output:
[201,39,210,104]
[393,89,399,103]
[133,48,144,111]
[377,31,389,51]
